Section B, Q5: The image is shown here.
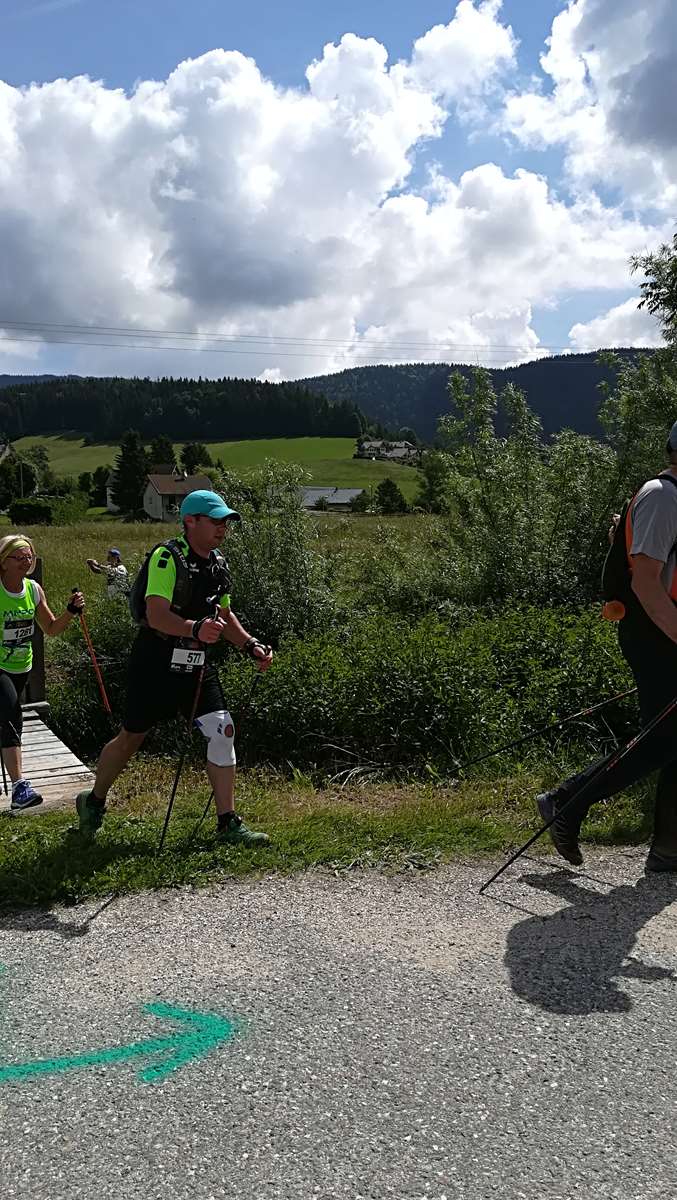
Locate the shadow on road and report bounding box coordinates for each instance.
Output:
[0,893,118,939]
[505,869,677,1014]
[0,825,132,936]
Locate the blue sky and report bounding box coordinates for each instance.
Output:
[2,0,562,92]
[0,0,669,380]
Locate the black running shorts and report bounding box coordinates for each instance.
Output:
[123,630,226,734]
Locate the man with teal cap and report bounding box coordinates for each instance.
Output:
[76,488,273,844]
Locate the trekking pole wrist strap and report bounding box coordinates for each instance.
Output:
[67,600,82,615]
[242,636,271,659]
[191,618,207,642]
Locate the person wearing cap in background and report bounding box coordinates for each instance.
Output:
[86,547,129,600]
[0,534,85,811]
[538,421,677,873]
[76,489,273,844]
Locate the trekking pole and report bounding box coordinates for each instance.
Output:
[71,588,112,716]
[0,750,7,796]
[157,660,207,855]
[458,687,637,773]
[183,669,263,850]
[479,689,677,894]
[156,599,221,855]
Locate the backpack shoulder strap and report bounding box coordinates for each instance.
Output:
[163,538,192,611]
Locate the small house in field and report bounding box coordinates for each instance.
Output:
[143,471,211,522]
[301,487,363,512]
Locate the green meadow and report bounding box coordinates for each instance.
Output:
[13,434,421,499]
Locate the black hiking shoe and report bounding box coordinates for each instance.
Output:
[76,789,106,838]
[537,791,583,866]
[216,812,270,847]
[645,849,677,874]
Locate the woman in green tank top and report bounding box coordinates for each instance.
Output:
[0,535,85,811]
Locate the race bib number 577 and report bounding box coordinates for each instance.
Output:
[170,647,205,673]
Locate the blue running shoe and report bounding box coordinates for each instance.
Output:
[11,779,44,810]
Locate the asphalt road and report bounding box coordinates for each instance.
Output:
[2,849,677,1200]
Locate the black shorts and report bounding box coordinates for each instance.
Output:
[123,631,226,734]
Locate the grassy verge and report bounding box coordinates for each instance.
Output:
[0,762,652,909]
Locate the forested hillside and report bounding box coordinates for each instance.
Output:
[302,350,648,440]
[0,375,364,441]
[0,350,650,443]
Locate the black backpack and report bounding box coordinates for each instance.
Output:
[128,538,230,625]
[601,474,677,619]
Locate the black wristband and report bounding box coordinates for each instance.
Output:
[191,618,205,641]
[67,600,82,615]
[242,636,270,660]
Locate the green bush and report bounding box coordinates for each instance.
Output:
[9,497,53,525]
[238,606,633,774]
[8,493,89,526]
[212,460,336,642]
[47,599,634,778]
[50,492,89,525]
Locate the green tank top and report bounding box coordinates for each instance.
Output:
[0,578,39,674]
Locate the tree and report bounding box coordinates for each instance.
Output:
[112,430,148,513]
[91,465,111,507]
[314,496,329,511]
[416,451,451,513]
[22,444,57,492]
[349,489,371,513]
[632,232,677,343]
[78,471,92,495]
[0,456,38,509]
[181,442,213,474]
[375,478,408,514]
[398,427,418,445]
[148,434,176,467]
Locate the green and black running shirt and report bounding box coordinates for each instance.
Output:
[0,577,40,675]
[145,536,231,621]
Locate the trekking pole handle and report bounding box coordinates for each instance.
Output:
[67,586,85,615]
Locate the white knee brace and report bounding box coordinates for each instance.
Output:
[195,710,236,767]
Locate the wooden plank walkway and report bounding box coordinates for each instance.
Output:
[0,710,94,816]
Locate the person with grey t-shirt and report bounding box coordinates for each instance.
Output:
[537,419,677,874]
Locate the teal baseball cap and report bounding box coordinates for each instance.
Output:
[179,490,241,521]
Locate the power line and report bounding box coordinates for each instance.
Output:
[0,315,615,356]
[0,333,560,363]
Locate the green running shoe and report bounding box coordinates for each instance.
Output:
[76,789,106,838]
[216,812,270,846]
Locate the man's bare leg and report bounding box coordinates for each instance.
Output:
[206,762,235,815]
[77,728,148,836]
[205,760,269,844]
[92,729,147,799]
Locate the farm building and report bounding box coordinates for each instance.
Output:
[143,472,212,521]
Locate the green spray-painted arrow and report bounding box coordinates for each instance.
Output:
[0,1002,237,1085]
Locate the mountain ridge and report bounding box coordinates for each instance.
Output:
[302,350,647,440]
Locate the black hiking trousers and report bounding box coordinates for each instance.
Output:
[554,611,677,854]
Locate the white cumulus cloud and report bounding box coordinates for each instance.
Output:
[569,298,665,351]
[502,0,677,212]
[0,1,672,382]
[407,0,517,101]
